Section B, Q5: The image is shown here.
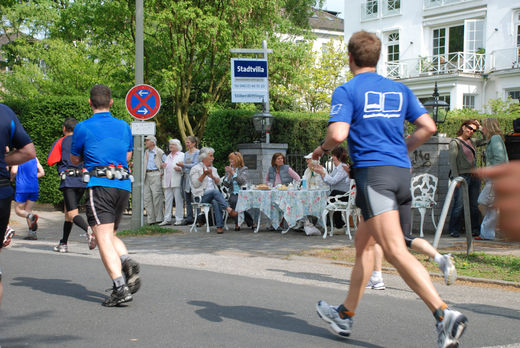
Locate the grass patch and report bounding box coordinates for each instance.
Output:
[117,225,182,237]
[302,247,520,283]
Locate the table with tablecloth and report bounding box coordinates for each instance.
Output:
[235,189,328,232]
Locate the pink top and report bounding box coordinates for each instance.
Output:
[264,167,300,186]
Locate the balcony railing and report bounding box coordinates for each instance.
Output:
[490,47,520,70]
[423,0,473,9]
[384,52,486,79]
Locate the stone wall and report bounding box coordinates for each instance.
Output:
[237,143,288,185]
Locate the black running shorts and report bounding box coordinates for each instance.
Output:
[62,187,85,212]
[352,166,414,243]
[86,187,129,230]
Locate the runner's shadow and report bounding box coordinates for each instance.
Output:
[452,302,520,321]
[266,269,348,285]
[11,277,104,303]
[188,300,383,347]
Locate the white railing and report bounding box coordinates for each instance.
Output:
[490,47,520,70]
[424,0,473,9]
[384,52,486,79]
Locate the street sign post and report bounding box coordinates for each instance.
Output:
[125,84,161,120]
[131,121,156,136]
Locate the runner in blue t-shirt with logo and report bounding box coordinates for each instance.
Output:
[71,84,140,307]
[313,31,467,348]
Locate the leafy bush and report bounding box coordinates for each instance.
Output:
[5,96,131,205]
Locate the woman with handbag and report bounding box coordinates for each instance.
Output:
[475,118,509,240]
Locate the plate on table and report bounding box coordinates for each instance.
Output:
[254,185,271,190]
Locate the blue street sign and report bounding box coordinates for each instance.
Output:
[233,60,268,78]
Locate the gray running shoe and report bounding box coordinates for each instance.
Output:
[316,300,353,338]
[122,258,141,294]
[23,232,37,240]
[438,254,457,286]
[53,243,68,253]
[26,213,38,231]
[365,277,385,290]
[436,308,468,348]
[102,285,133,307]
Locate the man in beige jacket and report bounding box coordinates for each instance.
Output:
[144,135,165,224]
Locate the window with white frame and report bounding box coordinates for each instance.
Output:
[509,90,520,101]
[383,0,400,16]
[385,32,400,77]
[463,94,475,109]
[362,0,379,19]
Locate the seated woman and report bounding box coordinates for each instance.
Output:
[265,152,300,186]
[222,152,255,231]
[189,147,238,234]
[302,152,326,189]
[312,146,351,229]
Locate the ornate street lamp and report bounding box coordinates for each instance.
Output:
[251,110,274,144]
[423,82,450,126]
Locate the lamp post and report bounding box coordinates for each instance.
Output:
[423,82,450,129]
[251,110,274,144]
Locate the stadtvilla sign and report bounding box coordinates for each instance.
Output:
[231,58,268,103]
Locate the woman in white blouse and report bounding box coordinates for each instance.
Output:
[160,139,185,225]
[312,146,350,229]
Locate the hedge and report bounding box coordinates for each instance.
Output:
[5,95,520,206]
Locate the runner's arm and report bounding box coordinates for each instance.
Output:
[406,113,436,153]
[70,154,82,165]
[312,121,350,160]
[5,142,36,166]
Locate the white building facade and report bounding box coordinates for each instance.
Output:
[344,0,520,111]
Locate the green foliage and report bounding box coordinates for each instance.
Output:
[118,225,181,237]
[485,96,520,114]
[4,96,131,206]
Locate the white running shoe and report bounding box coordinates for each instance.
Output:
[436,308,468,348]
[365,277,386,290]
[53,243,68,253]
[438,254,457,286]
[316,300,353,338]
[158,220,171,226]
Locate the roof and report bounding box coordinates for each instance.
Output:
[309,9,344,33]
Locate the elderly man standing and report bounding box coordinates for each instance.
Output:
[143,135,165,225]
[189,147,238,234]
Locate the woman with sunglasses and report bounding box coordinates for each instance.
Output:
[448,119,486,238]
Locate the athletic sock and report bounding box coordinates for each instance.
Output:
[120,254,130,264]
[372,271,382,279]
[433,303,449,322]
[433,253,443,265]
[60,221,73,244]
[72,215,88,232]
[113,276,125,288]
[337,304,355,319]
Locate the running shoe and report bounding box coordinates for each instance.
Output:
[365,277,386,290]
[3,226,15,247]
[438,254,457,286]
[102,285,133,307]
[26,213,38,231]
[86,226,96,250]
[436,308,468,348]
[316,300,353,338]
[122,258,141,294]
[53,243,68,253]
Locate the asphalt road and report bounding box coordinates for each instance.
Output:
[1,244,520,348]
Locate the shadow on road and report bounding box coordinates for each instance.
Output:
[454,302,520,321]
[11,277,104,303]
[0,334,81,346]
[188,300,383,347]
[267,268,349,285]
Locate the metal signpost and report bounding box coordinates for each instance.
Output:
[126,83,161,228]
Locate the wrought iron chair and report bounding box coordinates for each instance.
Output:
[321,180,359,239]
[410,173,438,237]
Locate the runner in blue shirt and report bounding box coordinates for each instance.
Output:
[71,84,140,307]
[0,104,36,307]
[312,31,467,348]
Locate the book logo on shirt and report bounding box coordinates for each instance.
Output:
[330,104,342,115]
[363,91,402,118]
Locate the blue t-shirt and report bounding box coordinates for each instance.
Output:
[0,104,32,199]
[71,112,133,192]
[16,158,38,193]
[47,135,86,189]
[328,72,427,168]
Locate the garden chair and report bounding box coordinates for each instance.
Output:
[410,173,438,237]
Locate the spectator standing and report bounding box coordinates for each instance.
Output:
[448,119,486,238]
[475,118,509,240]
[0,104,36,307]
[302,153,325,189]
[160,139,184,226]
[11,157,45,240]
[177,136,199,225]
[143,135,165,225]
